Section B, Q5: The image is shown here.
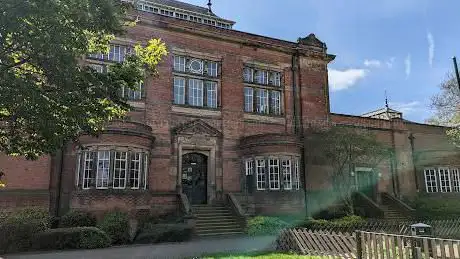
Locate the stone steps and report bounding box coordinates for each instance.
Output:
[192,204,245,237]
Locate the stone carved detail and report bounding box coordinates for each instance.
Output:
[298,33,325,49]
[173,119,222,137]
[300,57,327,72]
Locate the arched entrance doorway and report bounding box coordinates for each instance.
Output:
[182,153,208,204]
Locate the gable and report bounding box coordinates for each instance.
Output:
[173,119,222,137]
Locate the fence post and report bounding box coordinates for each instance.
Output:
[356,231,363,259]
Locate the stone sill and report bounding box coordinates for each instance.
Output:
[128,101,145,110]
[244,113,285,124]
[172,105,221,118]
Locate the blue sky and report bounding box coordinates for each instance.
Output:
[183,0,460,123]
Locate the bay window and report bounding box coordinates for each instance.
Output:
[76,147,149,190]
[246,156,300,191]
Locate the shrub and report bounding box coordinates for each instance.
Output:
[134,223,193,244]
[311,205,348,220]
[297,215,366,229]
[137,212,184,230]
[98,211,130,245]
[33,227,111,250]
[60,211,96,228]
[0,208,51,253]
[415,197,460,220]
[5,207,51,229]
[246,216,289,236]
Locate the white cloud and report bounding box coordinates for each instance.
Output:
[364,59,382,68]
[389,101,421,114]
[386,57,396,68]
[427,31,435,67]
[329,69,368,92]
[404,54,411,78]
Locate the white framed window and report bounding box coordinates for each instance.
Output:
[255,70,269,85]
[82,152,93,189]
[256,159,266,190]
[206,81,218,108]
[294,158,300,190]
[174,56,186,72]
[174,77,186,105]
[424,168,438,193]
[96,151,110,189]
[271,72,281,86]
[438,167,451,193]
[206,61,218,77]
[245,159,254,176]
[243,67,254,83]
[452,168,460,192]
[189,59,203,74]
[113,151,128,189]
[130,152,142,189]
[282,159,292,190]
[268,158,280,190]
[188,79,204,106]
[270,91,281,115]
[256,89,269,114]
[244,87,253,112]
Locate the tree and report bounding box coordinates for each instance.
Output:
[306,126,392,215]
[0,0,167,159]
[430,73,460,145]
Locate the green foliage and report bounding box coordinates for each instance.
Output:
[59,211,97,228]
[98,211,130,245]
[297,215,366,229]
[33,227,111,250]
[415,196,460,220]
[202,252,322,259]
[136,211,184,230]
[0,207,51,253]
[5,207,51,229]
[0,221,44,253]
[0,0,167,159]
[246,216,289,236]
[134,223,193,244]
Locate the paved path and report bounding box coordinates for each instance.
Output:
[4,236,277,259]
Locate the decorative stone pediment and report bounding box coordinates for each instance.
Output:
[173,119,222,137]
[298,33,325,49]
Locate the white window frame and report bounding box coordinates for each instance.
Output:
[89,64,104,73]
[438,167,452,193]
[256,89,269,114]
[189,59,204,74]
[271,91,281,115]
[113,151,128,189]
[173,77,186,105]
[130,152,142,190]
[268,158,280,190]
[174,56,186,72]
[244,87,254,112]
[243,67,254,83]
[272,72,281,86]
[245,159,254,176]
[424,168,438,193]
[123,81,143,100]
[282,159,292,190]
[294,158,300,190]
[96,150,110,189]
[255,70,269,85]
[452,168,460,192]
[188,79,204,107]
[256,159,266,190]
[143,153,148,189]
[207,61,218,77]
[206,81,217,108]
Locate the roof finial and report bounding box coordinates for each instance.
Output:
[385,90,389,109]
[207,0,212,13]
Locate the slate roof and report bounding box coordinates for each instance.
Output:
[149,0,218,17]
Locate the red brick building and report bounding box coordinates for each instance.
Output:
[1,0,459,225]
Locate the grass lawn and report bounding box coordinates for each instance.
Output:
[200,251,324,259]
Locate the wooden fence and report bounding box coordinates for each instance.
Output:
[303,219,460,239]
[276,229,460,259]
